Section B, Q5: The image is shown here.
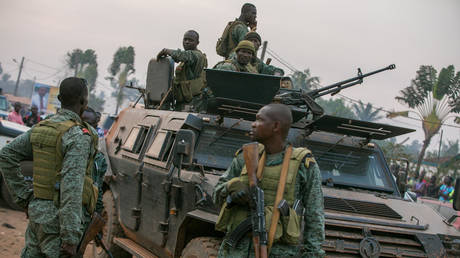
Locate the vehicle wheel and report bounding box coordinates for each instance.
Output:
[181,237,222,258]
[1,178,23,211]
[91,190,130,258]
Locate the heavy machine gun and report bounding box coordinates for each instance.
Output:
[276,64,396,119]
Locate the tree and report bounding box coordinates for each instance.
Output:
[393,65,460,174]
[65,49,104,111]
[352,101,383,122]
[290,68,320,91]
[0,62,3,75]
[2,73,11,83]
[108,46,135,114]
[316,98,357,119]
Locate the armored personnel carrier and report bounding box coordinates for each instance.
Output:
[94,59,460,258]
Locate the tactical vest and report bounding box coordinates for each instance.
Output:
[216,19,247,58]
[30,119,99,213]
[173,50,208,103]
[216,145,315,245]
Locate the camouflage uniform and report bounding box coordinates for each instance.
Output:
[213,148,325,258]
[92,151,107,214]
[228,52,284,76]
[214,55,258,73]
[170,49,208,112]
[229,19,249,52]
[0,109,95,258]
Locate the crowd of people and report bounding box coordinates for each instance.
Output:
[6,102,41,127]
[407,170,456,203]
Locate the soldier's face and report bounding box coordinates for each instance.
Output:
[183,32,198,51]
[251,107,275,142]
[82,111,98,128]
[237,49,253,65]
[245,7,257,24]
[280,80,292,89]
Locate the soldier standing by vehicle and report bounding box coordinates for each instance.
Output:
[157,30,208,111]
[213,104,325,257]
[214,40,258,73]
[0,77,98,257]
[81,107,107,215]
[216,3,257,58]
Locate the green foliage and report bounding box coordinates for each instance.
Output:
[65,48,104,111]
[0,62,3,75]
[290,69,320,91]
[2,73,11,83]
[394,65,460,174]
[352,101,383,122]
[108,46,136,114]
[316,98,356,119]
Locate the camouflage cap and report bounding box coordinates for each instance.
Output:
[244,31,261,43]
[235,40,255,55]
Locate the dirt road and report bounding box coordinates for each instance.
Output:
[0,201,94,257]
[0,201,27,257]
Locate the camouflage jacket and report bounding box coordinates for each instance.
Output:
[170,49,208,81]
[230,19,249,53]
[0,108,94,245]
[214,55,258,73]
[213,148,325,257]
[92,151,107,214]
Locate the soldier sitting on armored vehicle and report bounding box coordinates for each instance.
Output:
[216,3,257,59]
[228,31,284,76]
[214,40,258,73]
[157,30,208,111]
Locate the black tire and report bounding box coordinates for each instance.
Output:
[1,178,23,211]
[181,237,222,258]
[91,190,130,258]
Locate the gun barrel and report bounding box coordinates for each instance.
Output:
[308,64,396,99]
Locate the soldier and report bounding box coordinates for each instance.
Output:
[157,30,208,111]
[0,77,98,257]
[81,107,107,215]
[280,77,294,89]
[237,31,284,76]
[213,104,325,257]
[216,3,257,58]
[214,40,258,73]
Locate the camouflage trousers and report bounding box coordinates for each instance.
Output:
[21,212,91,258]
[21,219,67,258]
[218,236,305,258]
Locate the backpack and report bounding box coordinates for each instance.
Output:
[216,20,245,58]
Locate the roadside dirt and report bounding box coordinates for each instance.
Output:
[0,201,27,257]
[0,201,94,257]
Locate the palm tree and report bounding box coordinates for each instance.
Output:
[108,46,135,114]
[65,49,104,111]
[290,68,320,91]
[393,65,460,174]
[352,101,383,122]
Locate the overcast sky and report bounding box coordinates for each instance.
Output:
[0,0,459,148]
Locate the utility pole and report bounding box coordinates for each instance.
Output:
[14,57,25,96]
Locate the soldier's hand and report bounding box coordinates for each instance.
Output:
[156,48,169,61]
[61,243,77,256]
[230,190,249,205]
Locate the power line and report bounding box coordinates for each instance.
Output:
[337,93,460,129]
[25,58,61,71]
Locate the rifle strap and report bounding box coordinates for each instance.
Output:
[256,151,266,180]
[267,145,293,252]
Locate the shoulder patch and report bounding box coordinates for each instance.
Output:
[82,128,90,135]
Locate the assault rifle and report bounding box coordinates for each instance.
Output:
[243,142,268,258]
[75,212,113,258]
[276,64,396,119]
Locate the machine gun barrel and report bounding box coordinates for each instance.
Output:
[308,64,396,99]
